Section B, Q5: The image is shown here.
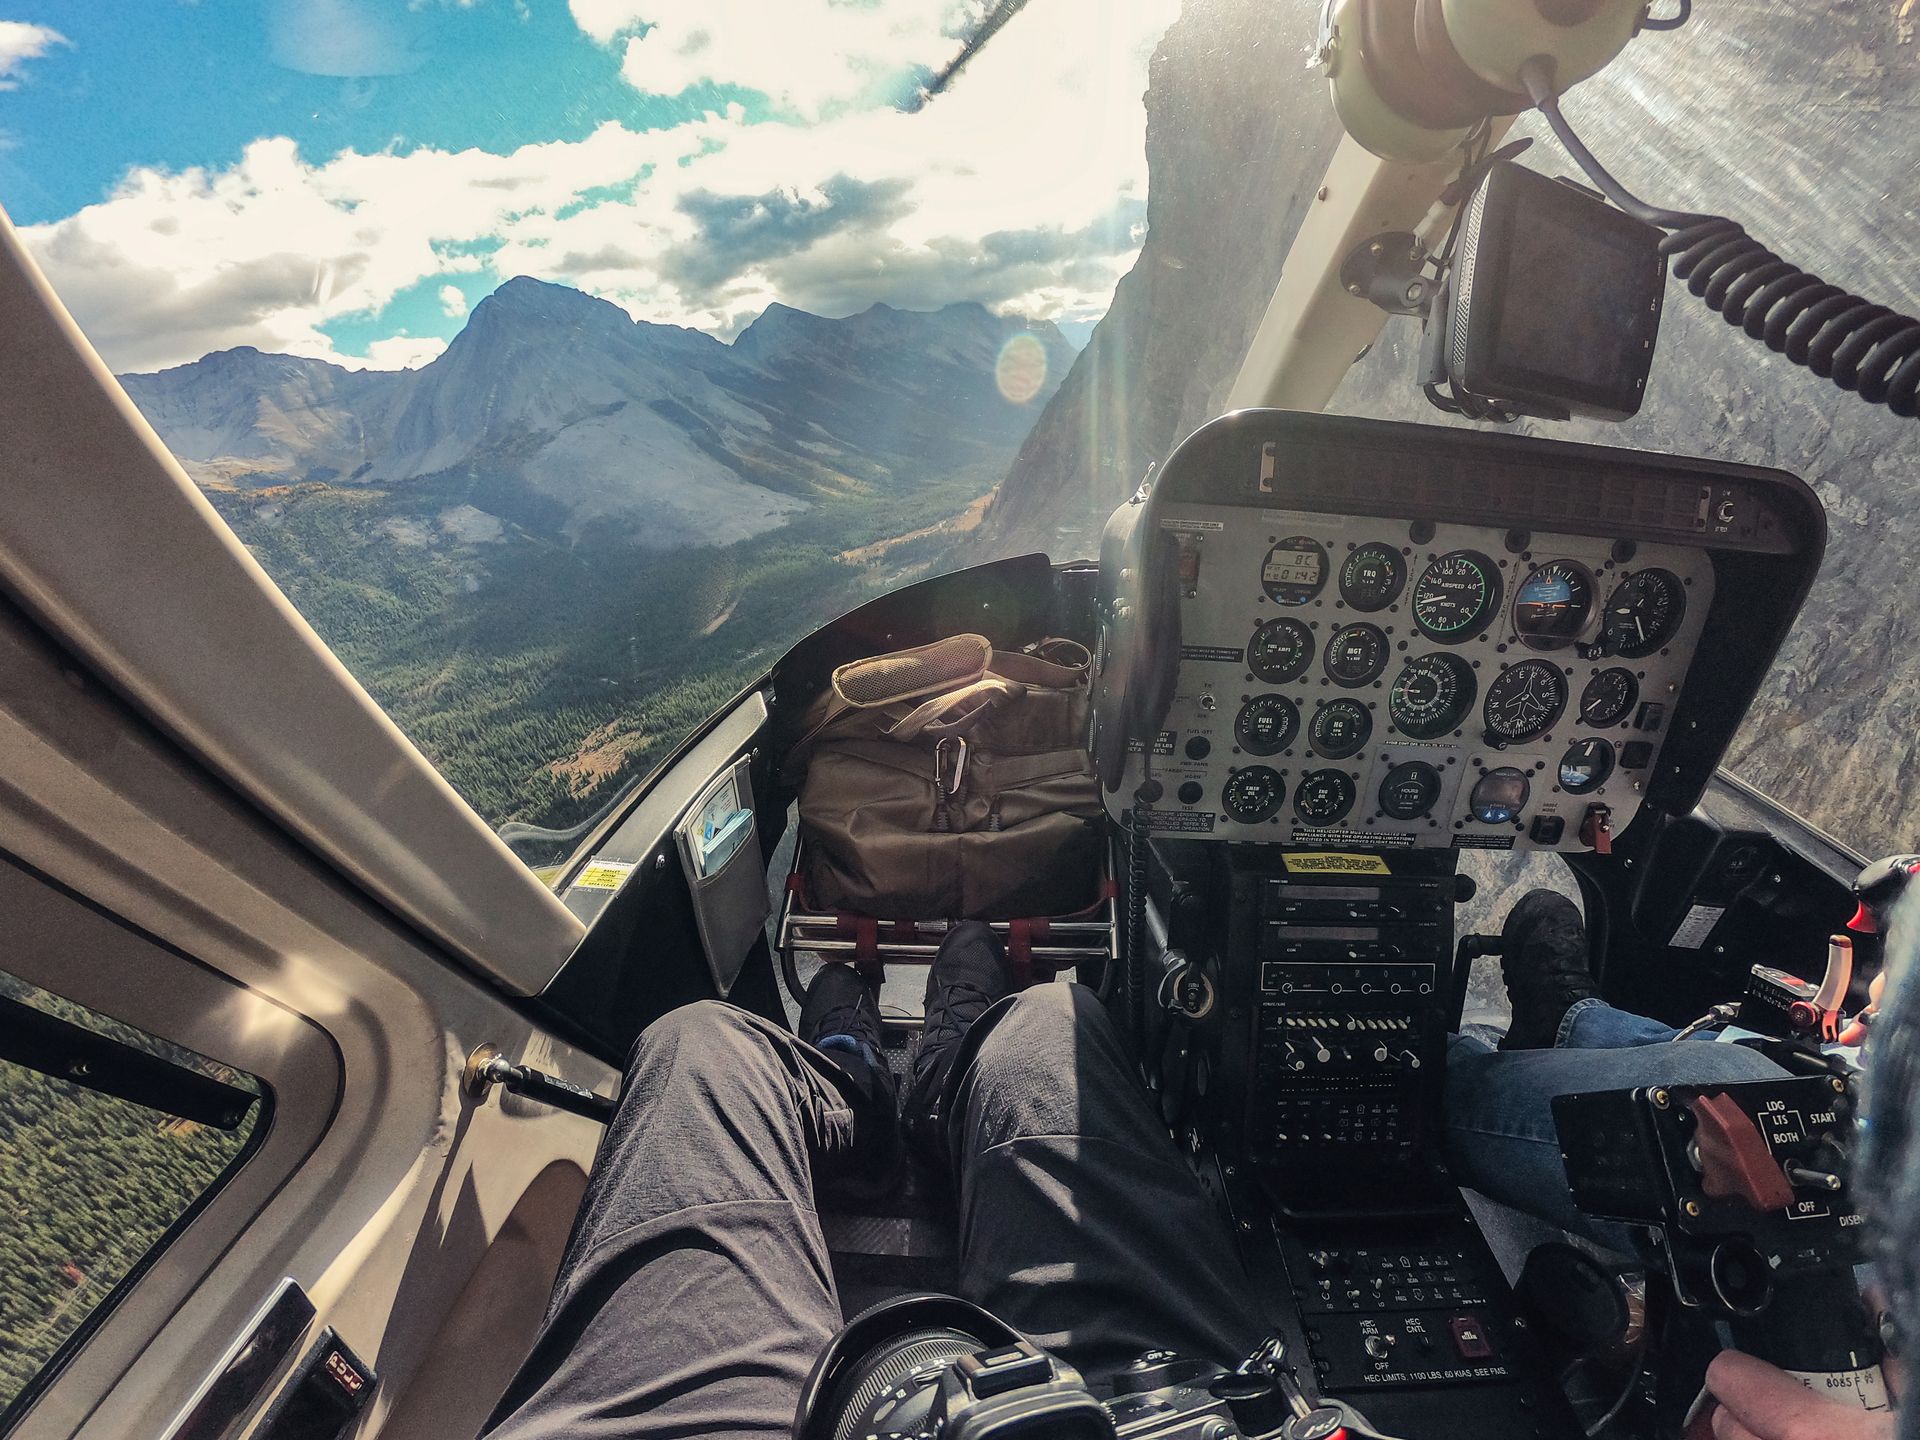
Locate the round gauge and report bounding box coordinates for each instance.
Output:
[1234,694,1300,756]
[1222,766,1286,824]
[1388,652,1477,739]
[1308,699,1373,759]
[1559,737,1616,794]
[1603,568,1686,658]
[1378,761,1443,821]
[1262,536,1330,606]
[1248,617,1314,684]
[1483,660,1570,744]
[1339,542,1406,612]
[1294,769,1358,825]
[1324,623,1389,687]
[1580,667,1640,727]
[1512,560,1597,649]
[1470,767,1532,825]
[1411,550,1502,643]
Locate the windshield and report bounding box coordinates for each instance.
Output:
[0,0,1171,871]
[2,1,1912,867]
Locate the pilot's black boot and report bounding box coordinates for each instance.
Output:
[903,920,1012,1160]
[801,963,901,1181]
[1498,890,1598,1051]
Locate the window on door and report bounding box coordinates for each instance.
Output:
[0,970,268,1422]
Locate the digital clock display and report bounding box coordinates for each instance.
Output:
[1263,550,1321,586]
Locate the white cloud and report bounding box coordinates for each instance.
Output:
[0,20,68,90]
[359,333,448,370]
[439,283,467,317]
[22,0,1176,372]
[570,0,978,119]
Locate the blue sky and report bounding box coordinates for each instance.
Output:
[0,1,1169,372]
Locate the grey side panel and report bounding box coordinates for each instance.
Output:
[0,207,581,993]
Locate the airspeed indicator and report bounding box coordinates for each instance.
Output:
[1412,550,1501,642]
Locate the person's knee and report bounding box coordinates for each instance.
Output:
[1666,1043,1790,1085]
[971,982,1097,1080]
[962,983,1116,1142]
[627,1000,775,1085]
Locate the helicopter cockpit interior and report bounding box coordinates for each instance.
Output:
[1,1,1916,1439]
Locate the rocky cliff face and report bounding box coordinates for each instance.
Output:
[980,0,1920,856]
[972,0,1343,558]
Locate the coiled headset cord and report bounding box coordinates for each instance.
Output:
[1520,57,1920,419]
[1124,760,1159,1058]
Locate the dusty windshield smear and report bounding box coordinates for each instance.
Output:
[3,1,1914,867]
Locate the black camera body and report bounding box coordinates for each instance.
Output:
[795,1297,1357,1440]
[1553,1073,1887,1413]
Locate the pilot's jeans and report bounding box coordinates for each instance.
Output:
[1443,996,1788,1249]
[481,983,1263,1440]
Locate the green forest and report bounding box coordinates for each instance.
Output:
[0,973,261,1415]
[211,458,995,863]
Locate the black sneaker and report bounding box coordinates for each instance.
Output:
[802,964,895,1110]
[903,921,1012,1140]
[1498,891,1599,1051]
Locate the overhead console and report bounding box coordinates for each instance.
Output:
[1093,411,1825,854]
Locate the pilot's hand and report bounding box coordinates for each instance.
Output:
[1703,1351,1895,1440]
[1838,971,1887,1046]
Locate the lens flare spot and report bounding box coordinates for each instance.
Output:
[995,332,1049,405]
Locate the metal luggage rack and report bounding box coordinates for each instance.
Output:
[776,838,1119,1028]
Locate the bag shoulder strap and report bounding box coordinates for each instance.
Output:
[884,675,1024,741]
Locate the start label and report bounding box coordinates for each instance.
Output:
[1283,852,1391,875]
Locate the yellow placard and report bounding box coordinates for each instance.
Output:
[572,859,639,891]
[1282,852,1390,875]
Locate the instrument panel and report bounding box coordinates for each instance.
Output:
[1115,507,1714,853]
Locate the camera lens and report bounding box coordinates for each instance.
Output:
[822,1328,984,1440]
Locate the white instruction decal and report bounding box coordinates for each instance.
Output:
[1669,903,1727,949]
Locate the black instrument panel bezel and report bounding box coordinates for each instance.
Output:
[1131,410,1825,825]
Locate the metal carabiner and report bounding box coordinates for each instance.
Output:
[935,734,969,800]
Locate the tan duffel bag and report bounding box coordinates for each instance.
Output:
[785,634,1105,920]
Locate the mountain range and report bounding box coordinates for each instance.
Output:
[122,278,1075,551]
[115,283,1074,833]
